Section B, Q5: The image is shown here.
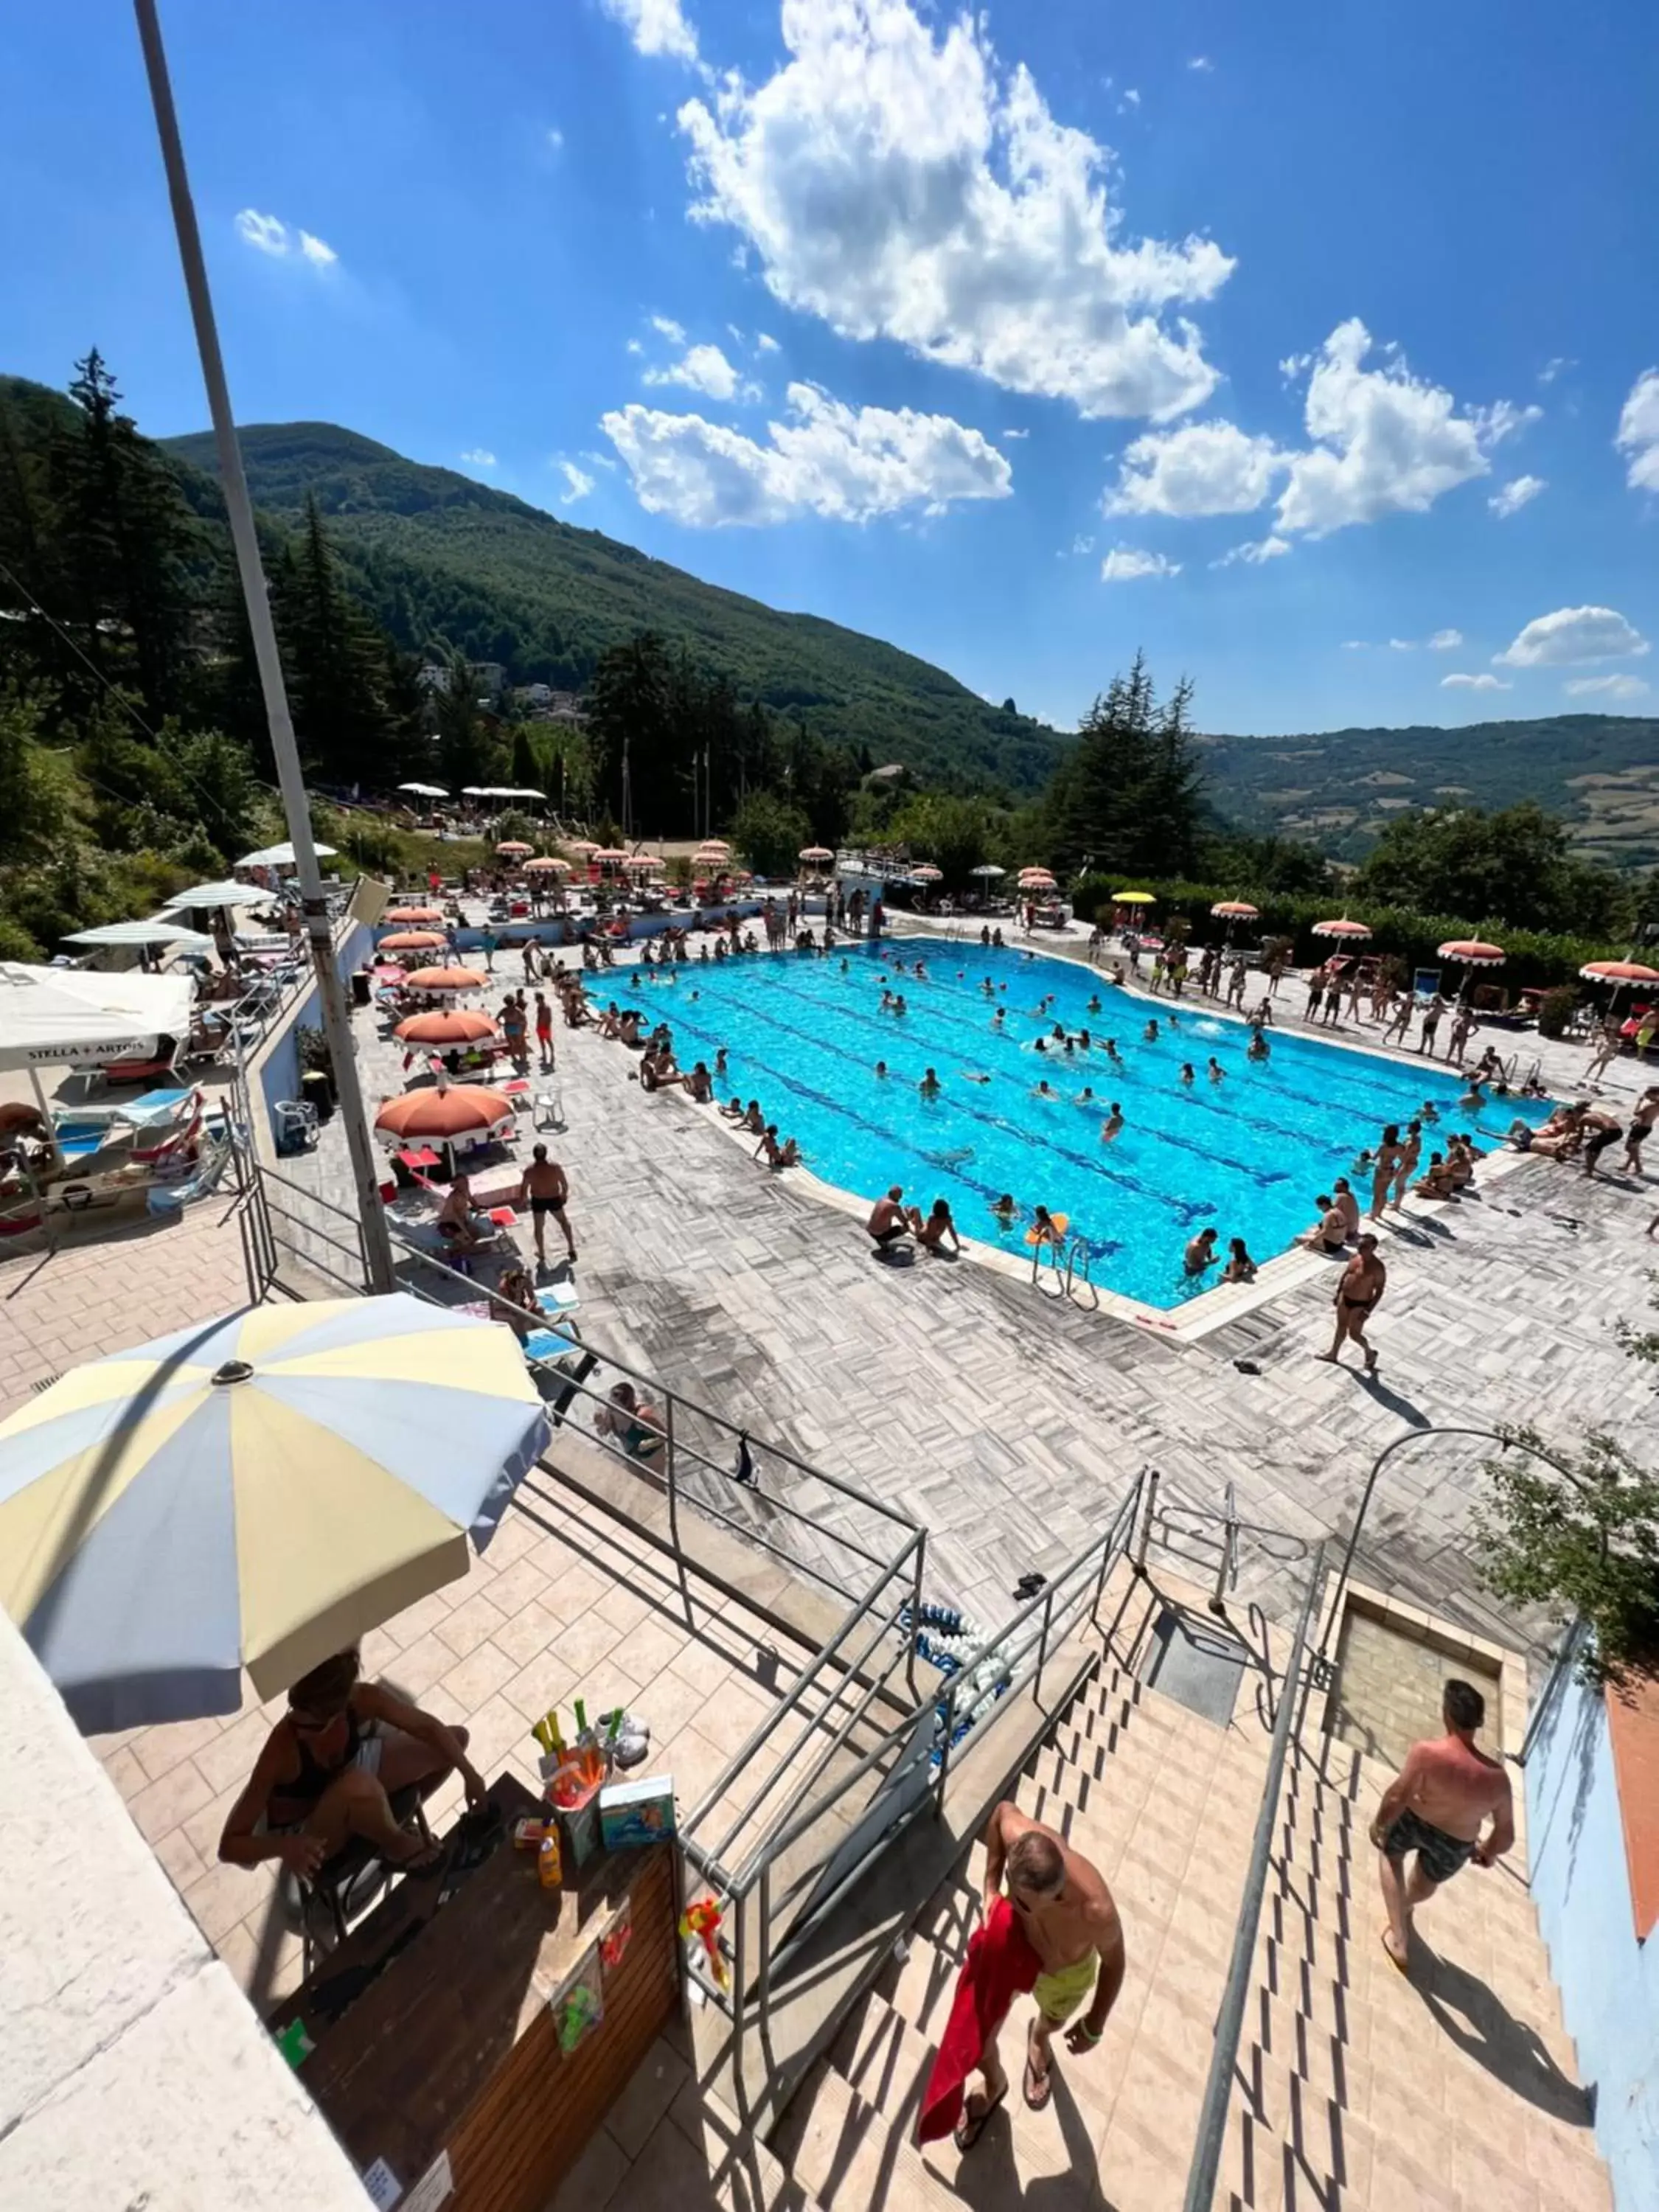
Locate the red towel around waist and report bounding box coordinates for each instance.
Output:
[916,1896,1041,2144]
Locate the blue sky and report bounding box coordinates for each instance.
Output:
[2,0,1656,739]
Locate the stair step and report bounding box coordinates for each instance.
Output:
[771,2056,961,2212]
[827,1986,937,2122]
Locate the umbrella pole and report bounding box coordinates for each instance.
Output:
[29,1065,63,1178]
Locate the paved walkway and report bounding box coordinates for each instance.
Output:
[279,937,1659,1646]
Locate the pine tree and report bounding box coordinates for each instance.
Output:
[275,494,408,788]
[49,349,198,720]
[1043,653,1201,879]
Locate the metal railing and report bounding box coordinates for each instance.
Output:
[680,1469,1150,2107]
[1180,1541,1329,2212]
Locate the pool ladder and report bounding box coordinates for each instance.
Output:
[1029,1232,1099,1310]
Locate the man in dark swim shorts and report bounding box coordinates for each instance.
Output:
[1368,1680,1514,1970]
[1316,1234,1385,1371]
[516,1143,577,1266]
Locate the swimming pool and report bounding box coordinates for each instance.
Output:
[622,938,1549,1309]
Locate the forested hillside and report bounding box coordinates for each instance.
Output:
[159,419,1065,793]
[1198,716,1659,869]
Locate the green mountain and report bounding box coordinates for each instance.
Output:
[1196,715,1659,870]
[158,419,1065,793]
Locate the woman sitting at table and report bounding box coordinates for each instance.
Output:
[218,1647,485,1882]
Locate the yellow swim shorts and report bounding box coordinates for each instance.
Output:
[1032,1955,1096,2025]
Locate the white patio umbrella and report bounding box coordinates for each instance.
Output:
[236,841,338,870]
[164,881,268,911]
[397,782,449,799]
[970,864,1006,879]
[62,921,217,953]
[0,1296,550,1731]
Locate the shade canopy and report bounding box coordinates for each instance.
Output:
[403,966,487,993]
[799,845,835,862]
[523,856,571,873]
[61,920,216,952]
[625,853,663,870]
[970,864,1006,878]
[567,840,600,855]
[382,906,445,925]
[696,841,731,855]
[911,864,942,881]
[0,1296,549,1731]
[394,1009,501,1046]
[495,841,533,857]
[1438,939,1506,966]
[375,1084,516,1143]
[237,841,338,870]
[0,963,194,1071]
[1113,890,1155,905]
[164,880,268,912]
[1211,901,1259,919]
[1581,960,1659,986]
[1312,918,1373,940]
[378,931,447,953]
[463,785,545,799]
[397,782,448,798]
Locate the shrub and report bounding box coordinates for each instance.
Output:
[1536,986,1577,1040]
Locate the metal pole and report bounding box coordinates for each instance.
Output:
[664,1396,681,1559]
[1034,1589,1054,1703]
[132,0,394,1294]
[1181,1543,1326,2212]
[1210,1479,1236,1617]
[932,1681,959,1815]
[1135,1466,1161,1576]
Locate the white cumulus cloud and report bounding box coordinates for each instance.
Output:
[234,209,338,269]
[1564,674,1650,702]
[1489,474,1546,518]
[650,313,687,345]
[755,332,781,354]
[677,0,1234,422]
[1105,320,1528,538]
[1108,420,1282,518]
[1427,628,1463,650]
[1388,639,1416,652]
[1212,534,1290,568]
[1495,605,1650,668]
[1275,320,1534,535]
[234,209,288,256]
[601,380,1012,526]
[1101,546,1180,581]
[1615,369,1659,493]
[555,459,595,504]
[459,448,497,468]
[1187,55,1214,72]
[644,340,755,402]
[600,0,699,64]
[1441,672,1510,692]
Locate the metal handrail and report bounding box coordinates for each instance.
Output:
[1180,1542,1329,2212]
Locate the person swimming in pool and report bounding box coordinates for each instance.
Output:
[1144,1020,1159,1042]
[1207,1057,1225,1084]
[1029,1206,1062,1246]
[1076,1086,1096,1104]
[1034,1078,1056,1099]
[1179,1062,1195,1085]
[1222,1237,1257,1284]
[1184,1228,1220,1276]
[919,1067,942,1097]
[1087,995,1103,1015]
[1246,1031,1270,1062]
[990,1193,1018,1225]
[874,1060,889,1078]
[1103,1038,1121,1063]
[992,1008,1006,1029]
[1100,1102,1124,1142]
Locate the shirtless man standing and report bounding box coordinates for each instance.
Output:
[1318,1234,1385,1371]
[515,1144,576,1267]
[955,1803,1126,2147]
[1370,1678,1514,1971]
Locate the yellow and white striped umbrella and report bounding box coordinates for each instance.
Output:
[0,1296,549,1733]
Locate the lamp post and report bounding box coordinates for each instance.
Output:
[133,0,394,1291]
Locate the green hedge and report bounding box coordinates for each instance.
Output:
[1070,874,1625,992]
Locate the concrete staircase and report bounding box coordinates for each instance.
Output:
[765,1585,1613,2212]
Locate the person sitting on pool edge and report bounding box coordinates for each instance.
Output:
[1302,1194,1350,1255]
[916,1197,961,1259]
[219,1646,484,1885]
[867,1187,919,1251]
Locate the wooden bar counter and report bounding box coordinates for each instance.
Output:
[269,1776,680,2212]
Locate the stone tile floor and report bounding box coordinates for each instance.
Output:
[281,921,1659,1649]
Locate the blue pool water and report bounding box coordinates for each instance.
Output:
[622,939,1550,1308]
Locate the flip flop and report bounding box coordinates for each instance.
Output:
[1023,2031,1054,2111]
[1379,1927,1408,1975]
[951,2081,1006,2153]
[394,1840,448,1879]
